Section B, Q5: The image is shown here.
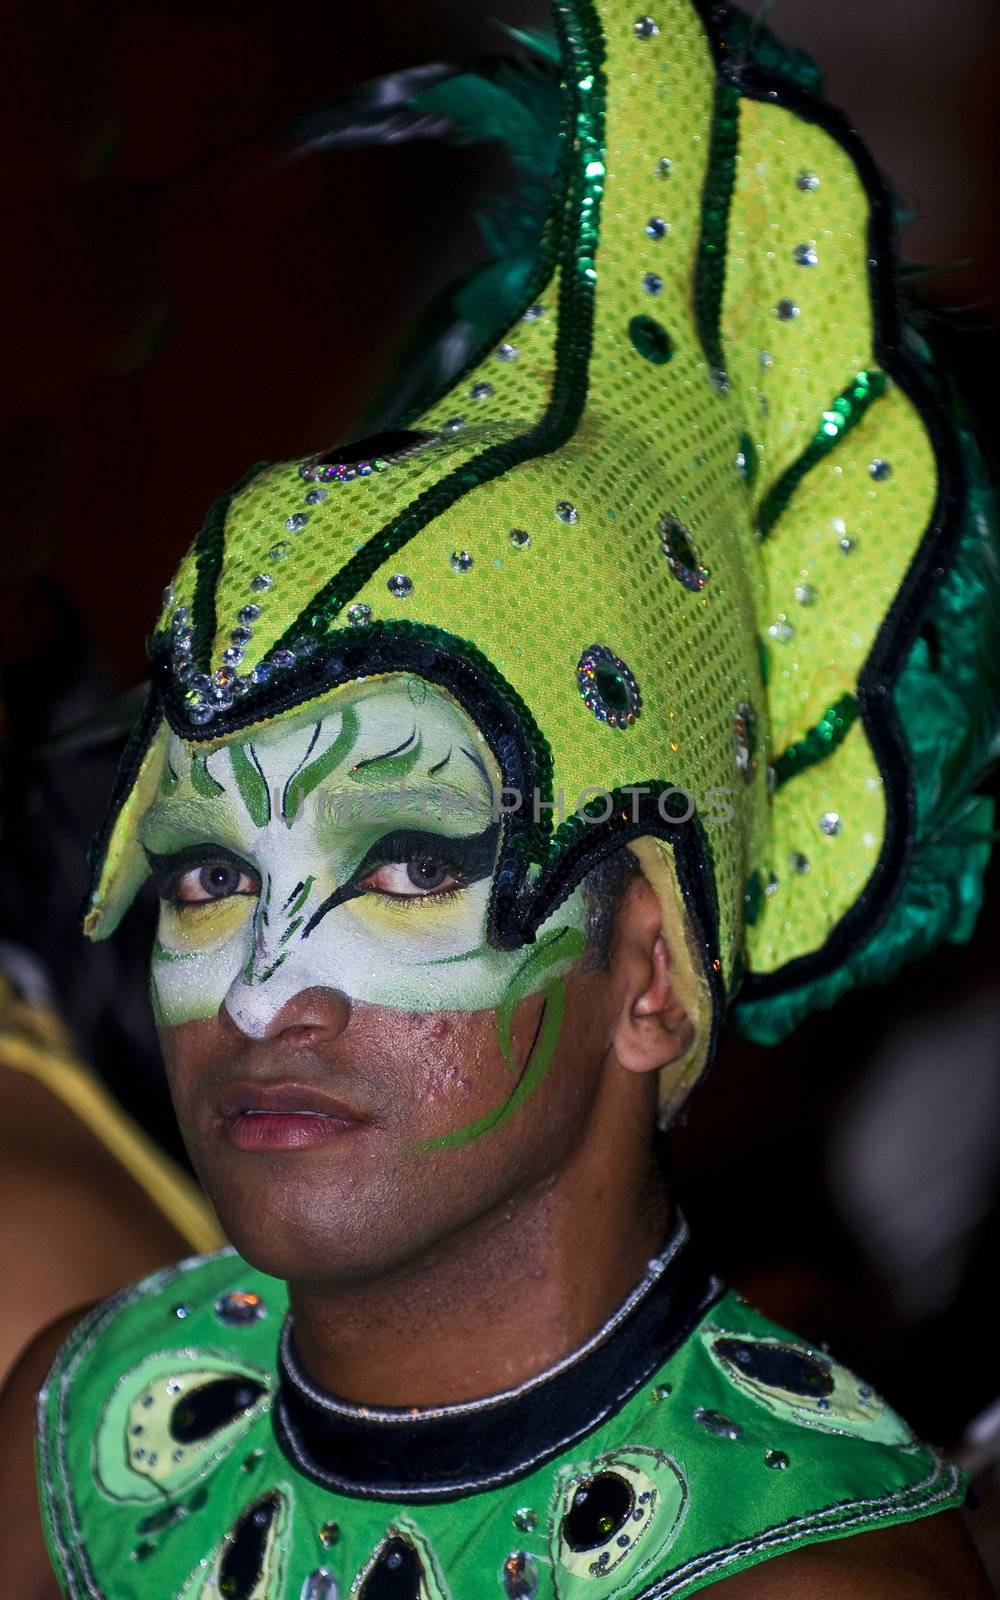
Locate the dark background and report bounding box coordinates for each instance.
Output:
[2,0,999,1510]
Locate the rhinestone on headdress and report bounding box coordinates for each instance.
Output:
[347,603,372,627]
[642,272,664,296]
[268,542,291,562]
[765,1450,791,1470]
[509,528,532,548]
[238,604,261,625]
[513,1508,538,1533]
[387,574,413,598]
[655,156,673,178]
[556,501,579,524]
[470,381,494,399]
[251,573,275,593]
[634,15,660,37]
[645,217,669,240]
[794,243,819,267]
[305,487,328,505]
[497,342,519,362]
[767,615,795,643]
[732,703,758,783]
[659,514,708,592]
[868,458,892,481]
[443,416,465,434]
[794,583,817,605]
[450,550,474,572]
[522,303,545,322]
[796,170,820,191]
[776,299,800,321]
[286,513,309,532]
[819,812,843,836]
[271,649,296,670]
[577,645,642,730]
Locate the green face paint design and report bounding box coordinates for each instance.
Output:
[142,676,589,1040]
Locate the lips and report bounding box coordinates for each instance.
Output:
[216,1079,372,1152]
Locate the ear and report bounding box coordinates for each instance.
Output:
[609,877,696,1076]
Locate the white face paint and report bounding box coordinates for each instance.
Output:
[141,675,588,1035]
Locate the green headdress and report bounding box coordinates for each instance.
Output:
[86,0,998,1082]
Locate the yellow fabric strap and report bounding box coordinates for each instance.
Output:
[0,980,222,1254]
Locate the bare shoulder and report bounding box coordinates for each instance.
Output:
[0,1309,90,1600]
[705,1513,995,1598]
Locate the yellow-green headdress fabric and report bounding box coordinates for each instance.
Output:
[86,0,998,1065]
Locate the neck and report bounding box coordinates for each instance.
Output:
[287,1099,670,1409]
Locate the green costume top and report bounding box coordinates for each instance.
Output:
[37,1222,965,1599]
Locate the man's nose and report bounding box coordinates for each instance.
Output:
[221,979,351,1044]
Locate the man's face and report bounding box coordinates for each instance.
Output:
[144,675,610,1284]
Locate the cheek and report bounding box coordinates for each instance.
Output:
[151,899,254,1026]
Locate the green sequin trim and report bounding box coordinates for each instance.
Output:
[694,78,741,387]
[756,371,888,540]
[269,0,607,650]
[773,693,859,787]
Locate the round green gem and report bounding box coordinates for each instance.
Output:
[595,667,630,713]
[629,314,674,365]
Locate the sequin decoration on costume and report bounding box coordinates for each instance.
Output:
[355,1526,447,1599]
[180,1489,289,1598]
[299,431,440,484]
[576,646,642,730]
[301,1571,339,1600]
[502,1550,540,1597]
[549,1448,687,1596]
[216,1290,267,1326]
[657,516,708,592]
[707,1332,913,1444]
[94,1352,273,1503]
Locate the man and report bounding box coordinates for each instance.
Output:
[1,0,997,1593]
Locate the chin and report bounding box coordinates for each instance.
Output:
[203,1174,411,1287]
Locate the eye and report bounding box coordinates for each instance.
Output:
[359,856,463,899]
[170,863,259,905]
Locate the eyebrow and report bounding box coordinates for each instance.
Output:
[138,800,250,856]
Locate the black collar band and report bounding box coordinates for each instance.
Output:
[273,1218,721,1503]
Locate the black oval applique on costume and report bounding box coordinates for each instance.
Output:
[713,1338,834,1398]
[218,1492,283,1600]
[562,1472,635,1551]
[357,1534,425,1598]
[170,1377,269,1444]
